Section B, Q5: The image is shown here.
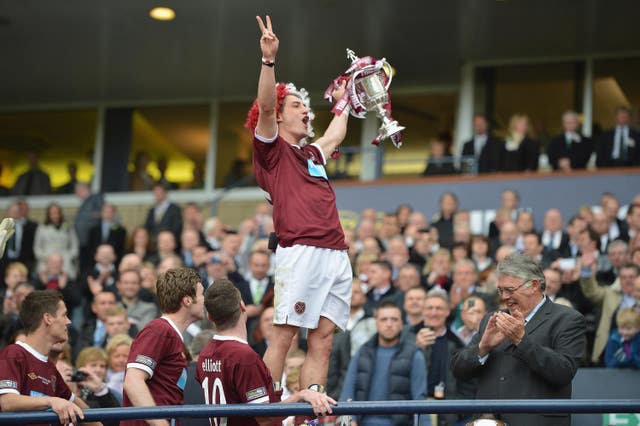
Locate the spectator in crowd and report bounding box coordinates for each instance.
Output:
[74,290,117,358]
[0,281,34,347]
[377,213,401,251]
[547,110,594,171]
[154,230,178,266]
[563,215,587,258]
[203,217,225,251]
[493,220,519,255]
[604,308,640,368]
[470,234,493,273]
[580,254,638,365]
[1,261,27,308]
[395,204,413,234]
[155,156,178,190]
[182,203,209,248]
[2,201,37,273]
[385,236,410,280]
[424,248,453,292]
[204,253,252,308]
[105,333,132,402]
[87,203,126,267]
[179,227,201,268]
[328,280,379,398]
[125,227,156,264]
[103,306,139,346]
[364,260,405,317]
[197,278,335,426]
[451,252,585,426]
[432,192,458,250]
[341,301,430,426]
[74,182,104,275]
[33,203,79,279]
[36,254,81,319]
[502,114,540,172]
[129,151,154,192]
[598,240,630,285]
[244,249,274,337]
[116,269,158,329]
[122,268,205,426]
[85,244,118,302]
[454,295,487,346]
[409,228,435,272]
[522,232,558,270]
[395,263,422,293]
[601,192,630,242]
[404,286,427,327]
[596,106,640,168]
[10,151,52,196]
[461,114,504,174]
[144,182,183,244]
[74,347,120,419]
[0,290,94,425]
[627,203,640,241]
[56,161,79,194]
[250,306,274,357]
[422,135,457,176]
[543,268,574,308]
[541,208,570,255]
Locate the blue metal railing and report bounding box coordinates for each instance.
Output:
[0,399,639,424]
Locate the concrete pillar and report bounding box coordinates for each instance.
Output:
[582,57,594,137]
[359,115,382,181]
[454,63,475,156]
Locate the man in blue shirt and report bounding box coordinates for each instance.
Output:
[340,301,430,426]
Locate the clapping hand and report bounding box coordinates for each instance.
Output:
[478,313,506,356]
[494,308,525,346]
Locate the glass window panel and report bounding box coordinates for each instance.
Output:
[0,110,98,195]
[593,57,640,133]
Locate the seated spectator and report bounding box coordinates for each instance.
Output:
[601,193,629,242]
[180,227,201,268]
[541,208,570,255]
[501,113,540,172]
[404,287,427,327]
[395,263,422,293]
[547,110,594,171]
[104,306,139,346]
[422,136,457,176]
[75,347,120,424]
[522,232,559,270]
[385,235,410,279]
[451,241,470,262]
[605,308,640,368]
[461,114,504,174]
[33,202,79,279]
[154,230,179,266]
[105,333,133,402]
[431,192,458,250]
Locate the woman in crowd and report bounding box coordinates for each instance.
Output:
[33,202,79,279]
[502,114,540,172]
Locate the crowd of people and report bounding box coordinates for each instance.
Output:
[0,183,638,424]
[424,107,640,176]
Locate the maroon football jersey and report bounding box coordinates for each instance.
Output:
[253,135,347,250]
[121,317,188,426]
[0,341,73,426]
[196,335,279,426]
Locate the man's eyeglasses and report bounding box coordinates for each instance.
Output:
[496,280,530,296]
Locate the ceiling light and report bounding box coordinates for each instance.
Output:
[149,7,176,21]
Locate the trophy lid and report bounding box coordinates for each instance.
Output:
[346,48,360,63]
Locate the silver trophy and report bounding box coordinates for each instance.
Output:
[347,49,405,144]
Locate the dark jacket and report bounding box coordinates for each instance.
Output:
[547,133,593,170]
[355,335,421,426]
[596,127,640,168]
[461,136,504,173]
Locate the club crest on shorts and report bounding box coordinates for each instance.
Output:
[294,301,306,315]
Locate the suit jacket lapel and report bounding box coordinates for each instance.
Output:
[523,298,552,336]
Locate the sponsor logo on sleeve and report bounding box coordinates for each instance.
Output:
[246,386,267,401]
[0,380,17,389]
[135,355,157,370]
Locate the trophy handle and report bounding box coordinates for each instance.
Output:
[381,60,393,91]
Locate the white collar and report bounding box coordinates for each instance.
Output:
[16,340,48,362]
[161,316,184,342]
[213,334,248,345]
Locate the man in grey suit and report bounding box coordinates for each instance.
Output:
[451,252,585,426]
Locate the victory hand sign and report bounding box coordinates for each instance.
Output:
[256,15,279,62]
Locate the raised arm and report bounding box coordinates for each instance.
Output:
[313,81,349,160]
[255,15,279,139]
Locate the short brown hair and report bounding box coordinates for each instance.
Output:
[20,290,63,334]
[205,279,241,331]
[76,347,109,368]
[156,267,201,314]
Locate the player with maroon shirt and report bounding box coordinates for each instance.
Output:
[197,279,335,426]
[0,290,99,426]
[122,268,204,426]
[246,15,353,396]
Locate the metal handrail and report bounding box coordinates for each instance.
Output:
[0,399,638,424]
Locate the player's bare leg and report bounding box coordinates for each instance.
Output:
[263,323,298,385]
[300,316,335,389]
